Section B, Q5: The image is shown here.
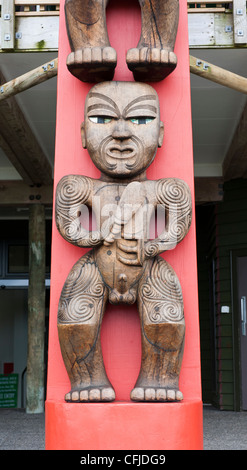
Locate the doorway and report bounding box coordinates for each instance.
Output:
[232,249,247,411]
[0,288,28,408]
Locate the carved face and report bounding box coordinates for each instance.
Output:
[81,81,164,178]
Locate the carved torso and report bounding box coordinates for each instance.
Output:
[55,80,192,403]
[56,174,191,304]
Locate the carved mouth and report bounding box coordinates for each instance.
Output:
[107,145,136,160]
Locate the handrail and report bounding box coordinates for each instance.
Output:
[187,1,233,13]
[0,0,59,4]
[0,0,60,13]
[15,1,59,4]
[0,1,246,50]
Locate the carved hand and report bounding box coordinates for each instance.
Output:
[103,181,147,246]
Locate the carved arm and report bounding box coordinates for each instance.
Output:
[55,175,102,247]
[144,178,192,258]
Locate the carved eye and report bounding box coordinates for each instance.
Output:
[130,117,155,125]
[89,116,112,124]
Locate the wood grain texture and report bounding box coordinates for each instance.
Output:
[55,81,192,402]
[64,0,179,82]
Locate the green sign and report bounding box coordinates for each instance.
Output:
[0,374,18,408]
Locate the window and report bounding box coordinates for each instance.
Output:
[8,244,29,274]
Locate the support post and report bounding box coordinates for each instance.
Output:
[1,0,15,50]
[233,0,247,45]
[26,204,46,414]
[46,0,203,449]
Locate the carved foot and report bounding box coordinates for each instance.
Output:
[126,48,177,82]
[66,47,117,83]
[65,387,115,403]
[130,387,183,402]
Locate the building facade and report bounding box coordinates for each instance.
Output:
[0,1,247,411]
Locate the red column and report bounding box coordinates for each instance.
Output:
[45,0,203,450]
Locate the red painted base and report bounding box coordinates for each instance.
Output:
[45,399,203,450]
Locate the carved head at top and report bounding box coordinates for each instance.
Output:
[81,81,164,179]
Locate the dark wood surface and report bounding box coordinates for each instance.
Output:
[55,81,192,402]
[65,0,179,82]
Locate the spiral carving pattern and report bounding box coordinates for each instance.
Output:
[58,254,106,324]
[55,175,101,246]
[140,257,184,323]
[156,178,192,244]
[56,175,91,208]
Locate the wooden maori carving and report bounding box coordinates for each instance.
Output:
[65,0,179,82]
[55,81,192,402]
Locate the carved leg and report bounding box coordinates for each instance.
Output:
[127,0,179,81]
[65,0,116,82]
[131,256,185,402]
[57,251,115,402]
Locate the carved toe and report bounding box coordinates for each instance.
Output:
[130,387,145,401]
[126,48,177,82]
[130,386,183,402]
[101,387,116,401]
[66,47,117,83]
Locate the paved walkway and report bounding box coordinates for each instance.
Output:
[0,405,246,450]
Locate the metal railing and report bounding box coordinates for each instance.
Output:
[0,1,246,51]
[187,1,233,13]
[0,1,60,17]
[14,0,60,16]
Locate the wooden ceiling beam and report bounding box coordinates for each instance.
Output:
[0,59,58,102]
[223,101,247,182]
[0,180,53,206]
[0,178,222,207]
[0,70,53,186]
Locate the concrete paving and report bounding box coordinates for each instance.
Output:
[0,405,246,450]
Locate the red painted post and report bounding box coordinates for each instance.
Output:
[45,0,203,450]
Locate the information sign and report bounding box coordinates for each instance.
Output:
[0,374,18,408]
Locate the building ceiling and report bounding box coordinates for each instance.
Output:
[190,48,247,178]
[0,47,246,188]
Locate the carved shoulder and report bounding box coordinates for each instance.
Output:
[55,175,99,246]
[155,178,191,211]
[56,174,92,210]
[155,177,192,242]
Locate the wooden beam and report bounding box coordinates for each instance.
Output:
[0,58,58,101]
[0,178,223,205]
[15,0,60,5]
[0,180,53,205]
[190,55,247,94]
[0,70,53,185]
[194,177,224,203]
[2,54,247,103]
[223,101,247,181]
[1,0,15,50]
[26,204,46,414]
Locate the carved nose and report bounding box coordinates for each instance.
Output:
[112,120,131,140]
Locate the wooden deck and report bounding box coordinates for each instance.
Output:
[0,1,246,52]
